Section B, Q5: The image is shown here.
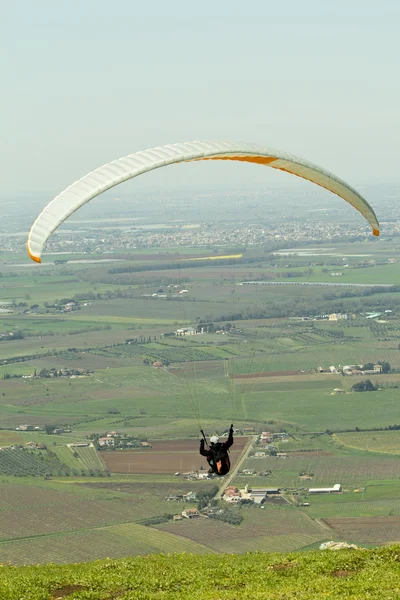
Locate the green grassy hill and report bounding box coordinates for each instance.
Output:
[2,546,400,599]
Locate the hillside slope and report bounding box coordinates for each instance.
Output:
[2,546,400,599]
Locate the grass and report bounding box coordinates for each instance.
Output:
[2,354,400,435]
[157,505,326,552]
[239,449,400,489]
[335,430,400,455]
[3,546,400,599]
[51,445,106,473]
[0,523,211,567]
[0,480,188,543]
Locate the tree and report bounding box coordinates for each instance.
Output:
[378,361,391,374]
[44,424,55,435]
[352,379,377,392]
[12,330,24,340]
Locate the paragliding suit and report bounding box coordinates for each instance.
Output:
[200,425,234,476]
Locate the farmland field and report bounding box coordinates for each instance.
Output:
[101,437,249,474]
[335,430,400,454]
[240,451,400,488]
[156,505,327,553]
[3,234,400,564]
[0,523,212,566]
[51,444,107,472]
[323,516,400,545]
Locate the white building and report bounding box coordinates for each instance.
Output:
[250,492,266,504]
[329,313,348,321]
[309,484,342,494]
[225,494,241,503]
[176,327,197,336]
[98,436,114,447]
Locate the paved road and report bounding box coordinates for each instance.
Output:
[239,281,393,288]
[216,435,257,499]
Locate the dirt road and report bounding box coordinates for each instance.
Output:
[216,435,257,499]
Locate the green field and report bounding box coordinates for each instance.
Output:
[157,505,326,553]
[335,430,400,454]
[51,445,106,473]
[0,522,211,566]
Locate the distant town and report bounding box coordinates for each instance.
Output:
[2,214,400,258]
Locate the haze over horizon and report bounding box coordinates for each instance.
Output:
[2,0,399,197]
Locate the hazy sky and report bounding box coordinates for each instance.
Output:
[2,0,399,196]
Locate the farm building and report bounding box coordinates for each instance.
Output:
[183,491,197,502]
[196,471,210,480]
[250,488,280,495]
[309,484,341,494]
[182,508,200,519]
[25,442,37,449]
[225,494,241,504]
[224,486,242,503]
[223,486,239,500]
[246,488,281,504]
[329,313,348,320]
[175,327,197,336]
[250,491,266,504]
[98,437,115,447]
[271,433,289,440]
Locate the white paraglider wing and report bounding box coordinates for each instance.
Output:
[27,140,380,262]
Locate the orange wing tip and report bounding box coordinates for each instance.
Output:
[373,228,380,237]
[26,243,41,263]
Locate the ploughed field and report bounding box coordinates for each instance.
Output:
[101,437,249,474]
[232,370,300,378]
[323,516,400,545]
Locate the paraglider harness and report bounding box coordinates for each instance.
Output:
[200,428,232,476]
[209,442,231,476]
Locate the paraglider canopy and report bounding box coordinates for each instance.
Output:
[26,140,380,262]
